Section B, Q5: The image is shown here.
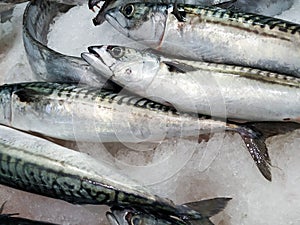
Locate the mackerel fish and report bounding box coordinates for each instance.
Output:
[101,2,300,77]
[1,82,300,181]
[89,0,235,25]
[0,125,223,223]
[82,45,300,122]
[106,198,231,225]
[91,0,294,26]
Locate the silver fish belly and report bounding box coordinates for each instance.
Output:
[83,45,300,122]
[0,125,204,219]
[104,3,300,77]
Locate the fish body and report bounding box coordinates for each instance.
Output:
[82,45,300,122]
[91,0,293,25]
[106,198,231,225]
[0,125,207,220]
[103,3,300,77]
[90,0,234,24]
[0,82,210,143]
[0,82,278,180]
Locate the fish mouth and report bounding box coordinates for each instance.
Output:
[87,45,106,64]
[104,12,128,36]
[81,45,114,78]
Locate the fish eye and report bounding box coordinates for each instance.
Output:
[108,47,125,58]
[122,4,135,18]
[130,215,142,225]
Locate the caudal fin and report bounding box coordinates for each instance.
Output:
[184,198,231,218]
[236,122,300,181]
[176,198,231,222]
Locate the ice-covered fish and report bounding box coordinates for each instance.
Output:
[0,125,221,221]
[82,45,300,122]
[0,82,290,181]
[106,198,231,225]
[102,2,300,77]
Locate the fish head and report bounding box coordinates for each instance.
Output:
[107,207,175,225]
[104,2,169,47]
[82,45,160,92]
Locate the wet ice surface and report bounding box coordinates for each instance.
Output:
[1,1,300,225]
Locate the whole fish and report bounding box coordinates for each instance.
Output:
[82,45,300,122]
[0,125,220,222]
[89,0,234,25]
[90,0,293,25]
[102,2,300,77]
[106,198,231,225]
[0,202,58,225]
[1,82,300,181]
[22,0,117,89]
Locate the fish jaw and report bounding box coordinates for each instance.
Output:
[104,3,168,48]
[81,51,114,80]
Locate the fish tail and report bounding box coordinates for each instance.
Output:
[235,122,300,181]
[176,197,231,221]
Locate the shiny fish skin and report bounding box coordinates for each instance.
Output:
[0,125,205,220]
[82,45,300,122]
[104,2,300,77]
[0,82,278,181]
[0,82,210,143]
